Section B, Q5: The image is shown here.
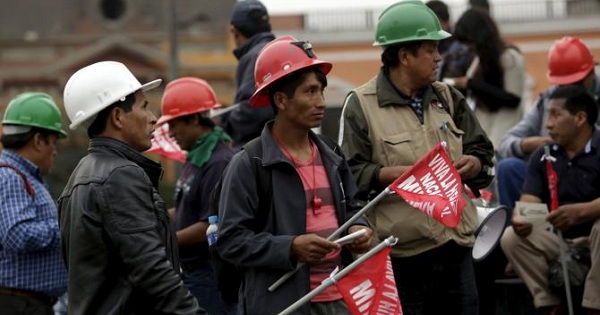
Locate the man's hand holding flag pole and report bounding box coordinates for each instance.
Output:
[277,236,401,315]
[269,142,467,291]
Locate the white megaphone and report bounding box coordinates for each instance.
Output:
[472,205,508,262]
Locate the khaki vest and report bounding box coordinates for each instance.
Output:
[354,78,477,257]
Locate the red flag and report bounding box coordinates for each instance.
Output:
[146,124,187,163]
[335,247,402,315]
[388,142,466,228]
[545,155,559,211]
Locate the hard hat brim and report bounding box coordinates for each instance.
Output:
[141,79,162,92]
[547,66,594,85]
[249,61,333,108]
[69,78,162,130]
[373,29,452,47]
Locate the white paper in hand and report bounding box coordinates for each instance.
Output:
[515,201,552,232]
[334,229,367,246]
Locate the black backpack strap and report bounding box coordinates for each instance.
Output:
[242,138,273,230]
[208,138,273,226]
[0,163,34,199]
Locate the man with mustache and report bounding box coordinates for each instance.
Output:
[58,61,204,315]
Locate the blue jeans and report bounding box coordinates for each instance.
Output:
[496,157,527,215]
[391,241,479,315]
[182,263,238,315]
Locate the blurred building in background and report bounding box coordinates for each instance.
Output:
[1,0,599,203]
[0,0,236,201]
[267,0,600,140]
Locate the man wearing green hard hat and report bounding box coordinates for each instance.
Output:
[0,92,68,314]
[338,1,494,314]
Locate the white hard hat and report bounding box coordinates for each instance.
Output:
[63,61,162,130]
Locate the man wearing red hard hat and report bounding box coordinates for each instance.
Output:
[215,36,373,315]
[498,37,600,315]
[497,36,599,211]
[157,77,236,315]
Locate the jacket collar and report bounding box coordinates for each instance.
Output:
[233,32,276,60]
[89,137,163,188]
[589,129,600,154]
[549,129,600,157]
[376,68,442,108]
[258,121,343,169]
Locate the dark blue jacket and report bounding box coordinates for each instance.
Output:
[223,32,276,149]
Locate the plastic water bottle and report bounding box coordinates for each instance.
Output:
[206,215,219,247]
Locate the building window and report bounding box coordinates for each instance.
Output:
[100,0,127,21]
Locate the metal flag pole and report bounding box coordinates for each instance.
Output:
[268,187,395,292]
[543,145,574,315]
[209,103,240,118]
[277,236,398,315]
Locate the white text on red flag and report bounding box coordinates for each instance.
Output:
[335,247,402,315]
[388,143,465,228]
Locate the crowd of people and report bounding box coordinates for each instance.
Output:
[0,0,599,315]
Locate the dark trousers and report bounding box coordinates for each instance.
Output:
[391,241,479,315]
[182,261,237,315]
[0,294,54,315]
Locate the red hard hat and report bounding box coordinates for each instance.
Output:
[157,77,221,125]
[249,36,333,107]
[547,36,596,85]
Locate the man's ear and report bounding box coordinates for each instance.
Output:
[109,107,125,130]
[273,91,288,112]
[575,111,588,127]
[398,48,410,66]
[31,133,46,152]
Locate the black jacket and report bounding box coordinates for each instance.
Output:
[58,137,201,315]
[217,125,367,314]
[222,32,276,149]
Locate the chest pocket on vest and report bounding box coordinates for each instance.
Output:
[381,133,418,166]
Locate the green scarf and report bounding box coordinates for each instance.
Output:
[186,126,231,168]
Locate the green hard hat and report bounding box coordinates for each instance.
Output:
[374,0,451,47]
[2,92,67,138]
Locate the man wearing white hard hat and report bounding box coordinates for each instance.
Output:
[58,61,205,315]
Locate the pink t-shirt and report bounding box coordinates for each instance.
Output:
[285,144,342,302]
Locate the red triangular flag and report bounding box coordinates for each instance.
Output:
[335,247,402,315]
[146,124,187,163]
[545,156,559,211]
[388,142,466,228]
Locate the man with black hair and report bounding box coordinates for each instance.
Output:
[426,0,475,84]
[339,2,494,314]
[425,1,452,55]
[222,0,276,149]
[157,77,236,315]
[217,36,372,315]
[59,61,203,315]
[469,0,490,13]
[501,85,600,315]
[0,92,68,315]
[497,36,600,211]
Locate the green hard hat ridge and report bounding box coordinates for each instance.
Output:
[374,0,451,47]
[2,92,67,138]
